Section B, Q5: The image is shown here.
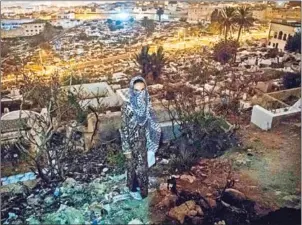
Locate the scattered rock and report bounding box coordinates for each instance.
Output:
[168,200,196,224]
[180,175,196,184]
[282,195,301,209]
[128,218,144,224]
[223,188,246,204]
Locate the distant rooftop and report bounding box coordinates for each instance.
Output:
[271,20,301,27]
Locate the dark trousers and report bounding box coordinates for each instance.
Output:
[126,125,148,198]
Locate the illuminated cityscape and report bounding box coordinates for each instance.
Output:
[1,1,301,225]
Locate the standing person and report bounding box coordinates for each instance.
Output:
[120,76,161,199]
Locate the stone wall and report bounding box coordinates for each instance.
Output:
[268,87,301,102]
[84,107,179,148]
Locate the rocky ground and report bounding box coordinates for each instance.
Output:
[149,116,301,225]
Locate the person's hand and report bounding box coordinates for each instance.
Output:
[124,152,132,159]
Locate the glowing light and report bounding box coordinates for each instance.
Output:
[117,12,129,20]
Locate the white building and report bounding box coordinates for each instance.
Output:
[21,21,46,36]
[1,19,34,30]
[267,21,301,51]
[1,20,45,38]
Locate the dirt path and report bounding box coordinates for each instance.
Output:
[222,119,301,215]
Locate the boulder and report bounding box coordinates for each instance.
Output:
[223,188,247,204]
[168,200,196,224]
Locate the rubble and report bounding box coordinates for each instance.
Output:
[180,174,197,184]
[168,200,204,224]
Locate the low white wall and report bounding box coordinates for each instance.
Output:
[251,103,301,130]
[251,105,275,130]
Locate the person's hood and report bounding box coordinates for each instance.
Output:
[129,76,148,91]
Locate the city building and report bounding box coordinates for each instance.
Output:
[267,21,301,51]
[22,20,46,36]
[1,19,34,30]
[266,7,301,21]
[1,20,45,38]
[253,7,301,22]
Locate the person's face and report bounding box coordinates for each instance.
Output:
[134,81,145,92]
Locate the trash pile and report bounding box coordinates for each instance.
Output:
[2,174,153,225]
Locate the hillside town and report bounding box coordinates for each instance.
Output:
[1,1,301,225]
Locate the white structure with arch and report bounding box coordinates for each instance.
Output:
[267,21,301,51]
